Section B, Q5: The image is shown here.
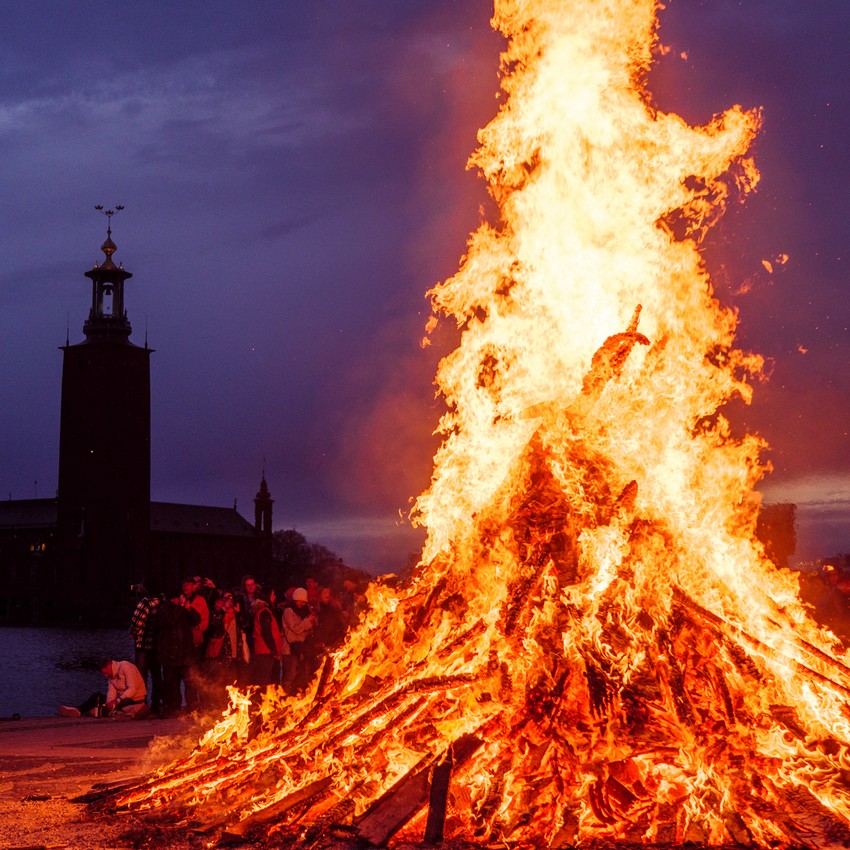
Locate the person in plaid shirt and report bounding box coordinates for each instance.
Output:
[129,582,163,714]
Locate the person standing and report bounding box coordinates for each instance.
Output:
[129,582,162,713]
[174,577,209,711]
[339,575,365,627]
[248,589,283,688]
[314,586,346,653]
[281,587,316,695]
[204,590,240,706]
[156,594,196,717]
[237,576,260,619]
[305,576,320,613]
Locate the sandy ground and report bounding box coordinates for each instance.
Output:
[0,714,203,850]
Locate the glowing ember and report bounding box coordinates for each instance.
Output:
[109,1,850,847]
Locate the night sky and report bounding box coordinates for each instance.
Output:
[1,1,847,571]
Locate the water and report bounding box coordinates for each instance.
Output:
[0,627,133,717]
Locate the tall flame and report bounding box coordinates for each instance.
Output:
[114,2,850,847]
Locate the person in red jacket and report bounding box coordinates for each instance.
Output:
[248,588,282,688]
[173,577,209,710]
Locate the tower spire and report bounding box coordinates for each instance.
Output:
[254,471,274,536]
[83,205,133,341]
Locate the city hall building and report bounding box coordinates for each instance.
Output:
[0,222,273,624]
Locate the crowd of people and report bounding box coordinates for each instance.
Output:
[59,573,364,719]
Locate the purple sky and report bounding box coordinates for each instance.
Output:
[1,1,847,571]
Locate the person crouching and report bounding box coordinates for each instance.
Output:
[59,658,150,719]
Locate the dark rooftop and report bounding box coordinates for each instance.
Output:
[0,498,58,529]
[0,499,257,538]
[150,501,256,537]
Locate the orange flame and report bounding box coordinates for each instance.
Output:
[115,2,850,846]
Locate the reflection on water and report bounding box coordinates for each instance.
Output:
[0,627,132,717]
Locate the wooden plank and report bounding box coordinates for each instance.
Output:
[423,752,453,844]
[355,759,433,847]
[219,776,333,841]
[355,733,484,847]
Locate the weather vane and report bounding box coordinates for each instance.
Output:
[94,204,124,235]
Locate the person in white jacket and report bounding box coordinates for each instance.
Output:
[59,658,150,719]
[281,587,316,694]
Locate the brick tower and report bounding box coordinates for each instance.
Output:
[56,209,151,622]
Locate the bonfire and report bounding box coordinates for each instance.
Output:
[100,1,850,847]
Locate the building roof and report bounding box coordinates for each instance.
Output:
[0,498,257,539]
[0,499,58,530]
[150,501,256,537]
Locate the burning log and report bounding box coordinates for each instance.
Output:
[674,585,850,699]
[354,735,482,847]
[299,797,356,846]
[423,750,453,844]
[354,753,435,847]
[218,776,334,843]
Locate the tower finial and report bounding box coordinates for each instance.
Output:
[94,204,124,237]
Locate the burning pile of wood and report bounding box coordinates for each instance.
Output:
[86,320,850,848]
[86,1,850,846]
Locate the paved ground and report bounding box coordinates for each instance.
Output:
[0,714,202,849]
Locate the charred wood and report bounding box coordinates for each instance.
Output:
[300,797,356,847]
[437,619,486,659]
[423,749,453,844]
[473,755,510,837]
[725,640,763,682]
[582,652,615,719]
[752,777,850,847]
[325,674,476,751]
[501,573,538,638]
[548,809,580,849]
[311,655,336,707]
[723,810,754,846]
[716,668,736,723]
[769,703,808,741]
[73,776,147,804]
[191,813,231,836]
[404,577,449,643]
[527,667,571,725]
[767,613,850,683]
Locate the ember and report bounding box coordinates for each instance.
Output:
[102,1,850,847]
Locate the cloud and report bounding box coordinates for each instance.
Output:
[0,41,369,191]
[760,473,850,560]
[761,473,850,510]
[294,514,426,575]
